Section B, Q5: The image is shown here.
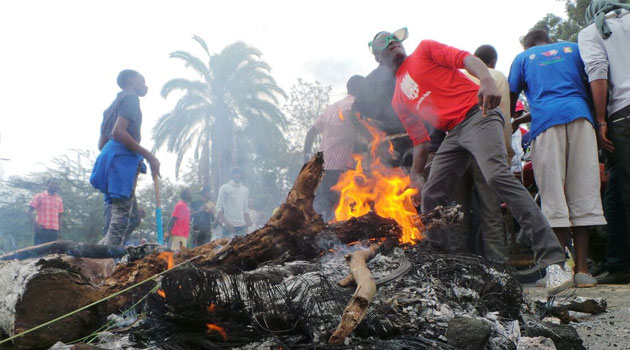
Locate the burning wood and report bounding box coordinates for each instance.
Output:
[329,243,380,345]
[333,121,422,244]
[206,323,227,341]
[158,251,174,269]
[0,241,128,261]
[0,153,466,349]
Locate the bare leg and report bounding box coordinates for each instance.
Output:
[572,226,590,274]
[553,227,569,251]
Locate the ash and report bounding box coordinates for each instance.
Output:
[51,241,577,350]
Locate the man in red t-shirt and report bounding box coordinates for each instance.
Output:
[369,29,572,294]
[167,189,192,251]
[27,179,64,245]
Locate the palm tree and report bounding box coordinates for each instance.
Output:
[153,36,287,192]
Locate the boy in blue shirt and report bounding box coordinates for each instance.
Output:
[509,30,606,288]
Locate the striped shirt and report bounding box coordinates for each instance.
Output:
[30,192,64,230]
[314,96,356,170]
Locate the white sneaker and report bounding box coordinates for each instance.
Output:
[545,263,574,295]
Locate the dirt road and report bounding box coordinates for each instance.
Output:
[524,284,630,349]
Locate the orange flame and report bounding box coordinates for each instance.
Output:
[208,303,216,313]
[157,289,166,298]
[158,252,174,269]
[338,109,344,120]
[333,120,422,244]
[206,323,227,341]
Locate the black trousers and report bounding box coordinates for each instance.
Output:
[314,170,344,222]
[603,105,630,271]
[34,228,58,245]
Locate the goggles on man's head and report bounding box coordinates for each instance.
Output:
[368,27,408,53]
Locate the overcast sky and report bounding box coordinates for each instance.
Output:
[0,0,566,182]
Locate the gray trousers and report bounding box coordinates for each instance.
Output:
[470,161,509,264]
[422,107,565,268]
[430,158,508,264]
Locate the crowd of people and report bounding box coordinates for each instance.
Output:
[303,0,630,295]
[26,0,630,295]
[28,71,260,251]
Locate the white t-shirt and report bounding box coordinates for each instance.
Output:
[215,181,249,227]
[511,128,524,173]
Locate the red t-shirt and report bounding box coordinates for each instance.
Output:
[171,200,190,238]
[392,40,480,145]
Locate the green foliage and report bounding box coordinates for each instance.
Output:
[153,36,288,194]
[0,150,204,252]
[0,150,104,252]
[526,0,589,43]
[528,0,628,43]
[283,78,332,150]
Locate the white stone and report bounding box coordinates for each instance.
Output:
[517,336,557,350]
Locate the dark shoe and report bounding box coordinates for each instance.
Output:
[589,263,607,277]
[595,270,630,284]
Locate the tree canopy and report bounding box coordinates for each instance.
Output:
[529,0,629,43]
[283,78,332,151]
[153,36,287,194]
[0,150,104,251]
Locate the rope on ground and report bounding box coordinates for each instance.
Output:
[0,254,202,346]
[71,284,160,345]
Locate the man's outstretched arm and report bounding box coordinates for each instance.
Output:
[463,55,501,115]
[303,127,319,162]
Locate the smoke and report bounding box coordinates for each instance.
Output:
[303,57,363,88]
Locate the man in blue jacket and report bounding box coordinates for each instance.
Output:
[92,69,160,246]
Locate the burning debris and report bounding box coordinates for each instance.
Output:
[0,153,588,350]
[45,242,584,350]
[333,120,422,244]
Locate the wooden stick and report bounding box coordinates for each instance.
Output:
[328,244,379,345]
[336,237,398,288]
[337,274,355,288]
[153,173,161,208]
[153,174,164,245]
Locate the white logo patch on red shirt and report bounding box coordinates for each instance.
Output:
[400,72,419,100]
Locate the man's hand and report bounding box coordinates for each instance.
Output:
[597,125,615,153]
[512,113,531,133]
[410,173,425,207]
[147,155,161,178]
[512,120,520,134]
[478,77,501,116]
